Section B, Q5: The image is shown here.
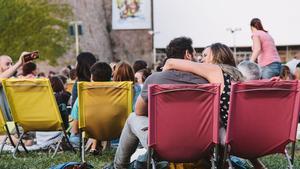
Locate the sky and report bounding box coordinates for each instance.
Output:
[153,0,300,48]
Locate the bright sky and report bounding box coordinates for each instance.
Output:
[153,0,300,48]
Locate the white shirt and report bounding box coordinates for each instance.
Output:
[286,59,300,75]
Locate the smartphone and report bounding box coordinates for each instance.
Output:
[23,51,39,62]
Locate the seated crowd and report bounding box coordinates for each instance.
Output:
[0,35,299,169]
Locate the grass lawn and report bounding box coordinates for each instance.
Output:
[0,146,299,169]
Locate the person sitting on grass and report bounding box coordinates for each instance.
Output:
[69,62,112,155]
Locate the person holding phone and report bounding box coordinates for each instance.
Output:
[0,51,37,78]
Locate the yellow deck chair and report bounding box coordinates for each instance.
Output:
[66,81,75,93]
[2,78,75,158]
[0,107,16,154]
[78,81,133,161]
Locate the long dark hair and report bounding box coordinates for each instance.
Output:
[250,18,268,32]
[50,76,65,93]
[76,52,97,81]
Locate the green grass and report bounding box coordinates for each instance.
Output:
[0,148,299,169]
[0,150,115,169]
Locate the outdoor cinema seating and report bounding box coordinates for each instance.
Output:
[77,81,133,162]
[224,80,300,169]
[2,78,75,158]
[147,84,221,169]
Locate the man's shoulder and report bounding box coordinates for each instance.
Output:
[146,70,208,84]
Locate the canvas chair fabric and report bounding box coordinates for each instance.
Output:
[0,79,12,121]
[66,81,75,93]
[78,81,133,141]
[225,80,300,159]
[0,108,7,134]
[2,79,63,133]
[148,84,220,162]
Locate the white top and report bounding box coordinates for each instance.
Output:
[286,59,300,75]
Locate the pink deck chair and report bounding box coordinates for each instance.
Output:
[147,84,220,169]
[224,80,300,169]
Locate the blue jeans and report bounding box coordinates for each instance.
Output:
[69,133,80,147]
[114,113,148,169]
[261,62,281,79]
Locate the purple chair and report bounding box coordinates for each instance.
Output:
[147,84,221,169]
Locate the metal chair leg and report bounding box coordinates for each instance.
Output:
[51,137,62,158]
[63,130,76,153]
[291,142,296,165]
[81,131,85,162]
[15,124,28,153]
[0,136,8,154]
[79,130,82,159]
[211,145,218,169]
[285,148,293,169]
[5,124,16,147]
[147,148,152,169]
[222,145,229,168]
[151,158,156,169]
[13,132,25,159]
[210,156,216,169]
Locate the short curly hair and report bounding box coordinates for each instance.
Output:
[166,37,193,59]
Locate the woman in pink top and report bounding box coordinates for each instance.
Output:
[250,18,281,79]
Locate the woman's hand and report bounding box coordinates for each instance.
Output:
[162,59,174,71]
[16,51,31,67]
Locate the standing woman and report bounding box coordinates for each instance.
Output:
[250,18,281,79]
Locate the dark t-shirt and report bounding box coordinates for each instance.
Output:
[71,81,78,106]
[141,70,208,102]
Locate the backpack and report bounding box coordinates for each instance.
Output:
[50,162,94,169]
[230,156,252,169]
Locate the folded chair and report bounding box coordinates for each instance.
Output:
[147,84,221,169]
[2,78,75,158]
[77,81,133,162]
[0,107,16,154]
[224,80,300,169]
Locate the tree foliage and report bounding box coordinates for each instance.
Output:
[0,0,72,64]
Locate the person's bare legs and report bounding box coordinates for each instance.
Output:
[11,135,34,146]
[90,139,97,151]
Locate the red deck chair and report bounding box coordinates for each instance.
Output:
[147,84,220,169]
[224,80,300,169]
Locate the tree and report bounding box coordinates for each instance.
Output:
[0,0,72,64]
